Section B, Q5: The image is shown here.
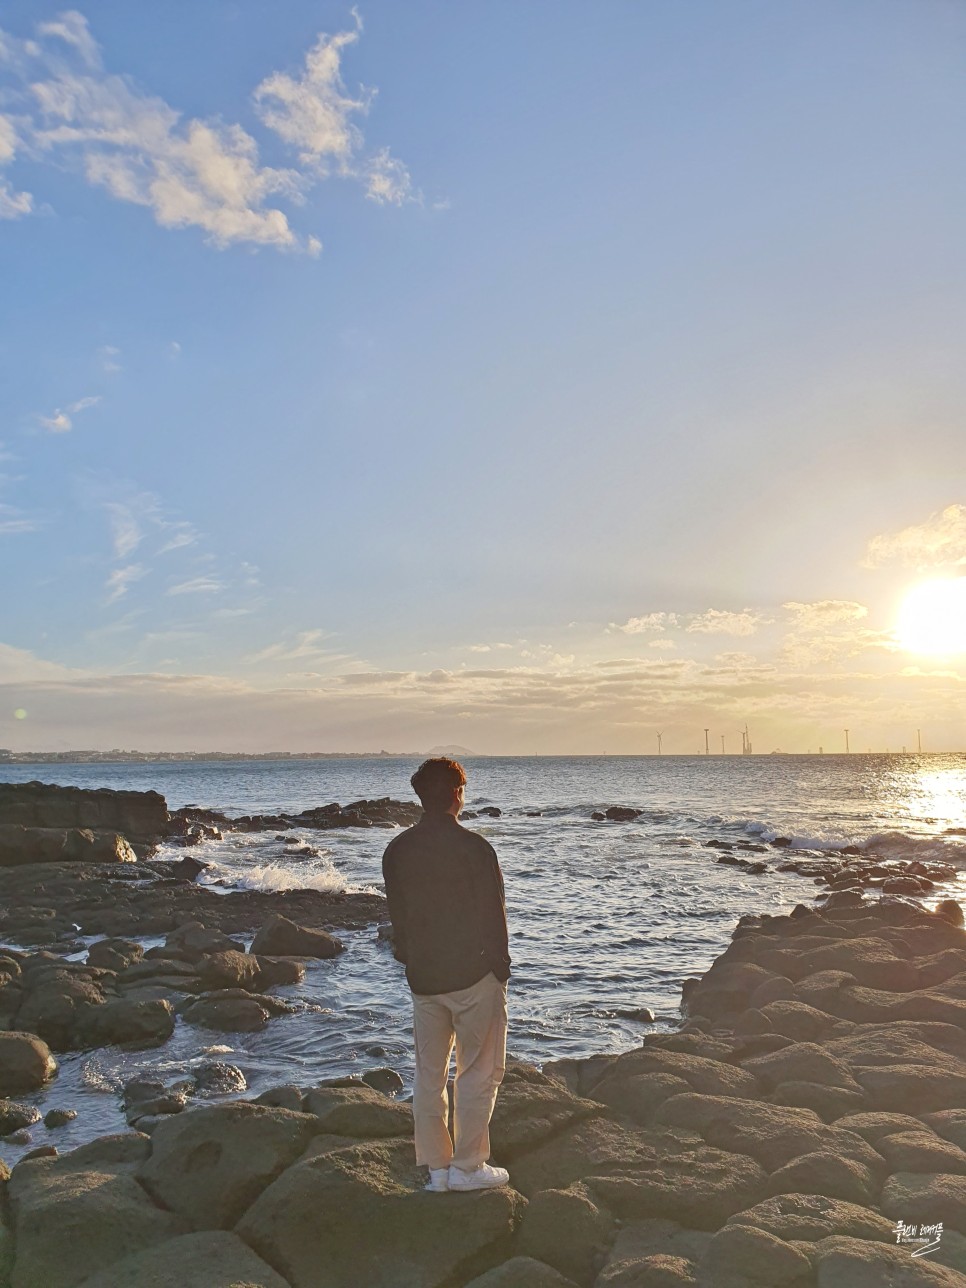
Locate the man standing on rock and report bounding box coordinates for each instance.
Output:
[382,756,511,1193]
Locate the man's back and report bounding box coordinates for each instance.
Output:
[382,812,511,996]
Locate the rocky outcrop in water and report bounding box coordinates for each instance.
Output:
[0,826,137,868]
[0,782,167,855]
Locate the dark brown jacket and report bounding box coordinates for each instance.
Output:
[381,812,511,996]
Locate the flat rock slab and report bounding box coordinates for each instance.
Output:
[74,1231,291,1288]
[236,1136,526,1288]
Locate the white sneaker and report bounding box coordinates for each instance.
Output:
[424,1167,450,1192]
[447,1162,509,1191]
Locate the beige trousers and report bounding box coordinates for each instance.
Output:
[411,971,508,1171]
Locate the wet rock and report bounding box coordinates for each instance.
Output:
[14,966,109,1050]
[515,1183,613,1287]
[76,998,175,1048]
[254,954,305,987]
[8,1156,188,1288]
[590,812,605,821]
[4,1127,31,1144]
[250,913,345,958]
[75,1230,291,1288]
[603,807,639,822]
[191,1062,247,1096]
[936,900,965,927]
[137,1102,323,1230]
[196,949,261,992]
[0,1100,41,1135]
[302,1085,413,1137]
[87,939,143,972]
[361,1066,404,1095]
[179,993,270,1031]
[236,1135,526,1288]
[463,1258,579,1288]
[0,1031,57,1094]
[44,1107,78,1129]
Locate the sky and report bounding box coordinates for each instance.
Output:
[2,0,966,755]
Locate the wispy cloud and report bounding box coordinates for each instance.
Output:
[247,629,335,663]
[166,574,224,596]
[104,562,145,603]
[0,112,32,218]
[864,504,966,570]
[0,503,41,534]
[98,344,121,373]
[38,394,101,432]
[0,9,412,252]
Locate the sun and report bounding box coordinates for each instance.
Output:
[896,578,966,656]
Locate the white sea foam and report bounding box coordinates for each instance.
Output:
[205,860,349,894]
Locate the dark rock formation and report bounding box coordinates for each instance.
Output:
[0,825,137,867]
[0,781,167,853]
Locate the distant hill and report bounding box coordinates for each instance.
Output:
[426,744,481,757]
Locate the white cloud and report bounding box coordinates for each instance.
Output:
[783,600,868,629]
[612,612,678,634]
[104,563,145,603]
[253,15,413,205]
[685,609,768,637]
[0,503,41,534]
[0,10,413,250]
[167,575,224,595]
[863,504,966,570]
[38,393,101,432]
[103,501,142,558]
[36,10,100,67]
[0,112,32,218]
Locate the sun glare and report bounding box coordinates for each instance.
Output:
[896,578,966,656]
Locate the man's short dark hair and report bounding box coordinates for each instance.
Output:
[411,757,466,812]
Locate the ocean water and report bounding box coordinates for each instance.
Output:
[2,753,965,1159]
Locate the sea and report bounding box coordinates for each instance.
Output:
[1,753,965,1159]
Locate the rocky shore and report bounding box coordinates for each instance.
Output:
[4,782,966,1284]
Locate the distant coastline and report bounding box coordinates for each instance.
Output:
[0,744,482,764]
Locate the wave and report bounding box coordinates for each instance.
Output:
[733,818,966,866]
[201,860,349,894]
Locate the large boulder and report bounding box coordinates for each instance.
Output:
[877,1131,966,1176]
[0,1031,57,1094]
[881,1172,966,1235]
[741,1041,861,1093]
[75,998,175,1048]
[302,1085,413,1138]
[0,782,167,850]
[851,1062,966,1114]
[137,1102,323,1229]
[250,914,345,958]
[14,967,108,1050]
[812,1233,965,1286]
[236,1136,526,1288]
[489,1064,604,1162]
[515,1183,612,1287]
[73,1231,291,1288]
[7,1158,187,1288]
[725,1193,896,1242]
[462,1258,579,1288]
[763,1149,878,1206]
[196,950,262,992]
[706,1223,813,1286]
[654,1093,883,1172]
[585,1141,768,1230]
[178,993,270,1032]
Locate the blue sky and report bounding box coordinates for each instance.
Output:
[2,1,966,753]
